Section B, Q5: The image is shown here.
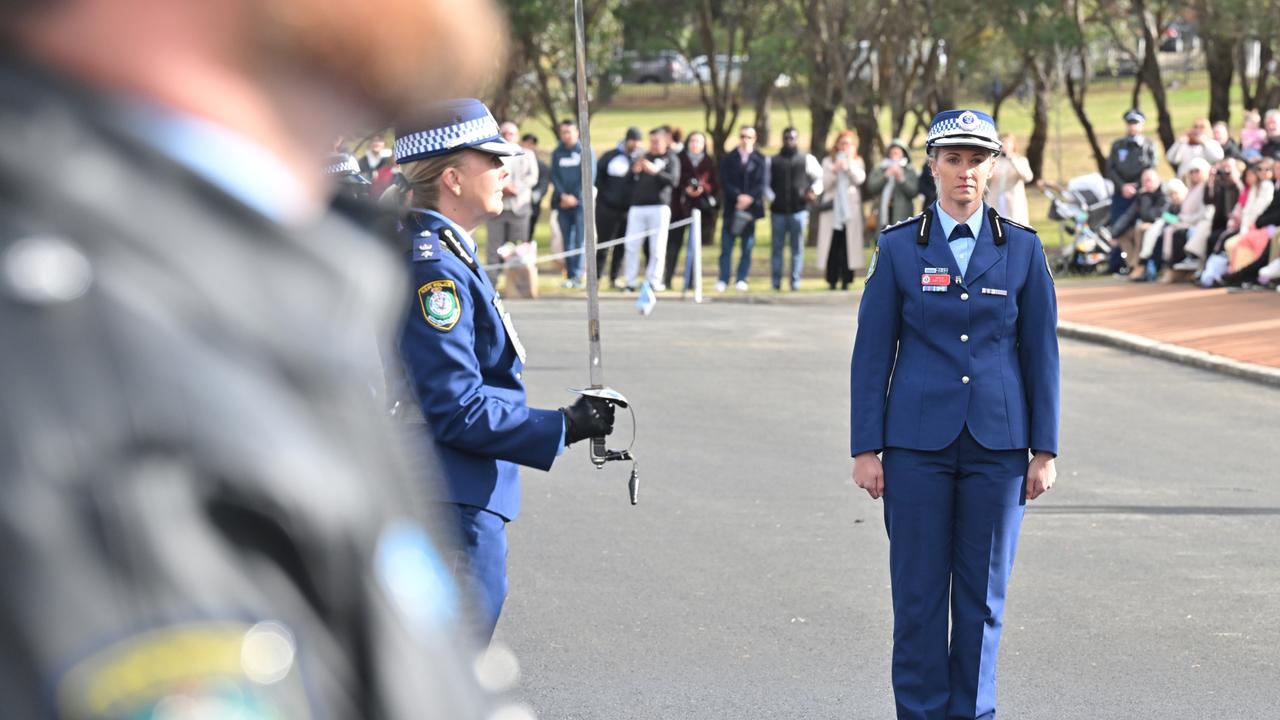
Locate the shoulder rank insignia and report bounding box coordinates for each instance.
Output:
[412,230,442,263]
[418,279,461,331]
[881,213,924,234]
[998,215,1038,234]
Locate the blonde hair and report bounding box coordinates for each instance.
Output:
[400,153,465,209]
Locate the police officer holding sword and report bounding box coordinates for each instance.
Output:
[850,109,1060,720]
[393,99,617,644]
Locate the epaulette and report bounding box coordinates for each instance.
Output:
[410,227,443,262]
[987,207,1036,247]
[997,215,1038,234]
[881,212,924,234]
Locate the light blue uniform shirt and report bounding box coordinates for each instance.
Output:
[934,202,985,277]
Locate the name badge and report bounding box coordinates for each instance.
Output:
[921,273,950,292]
[492,296,528,364]
[981,287,1008,297]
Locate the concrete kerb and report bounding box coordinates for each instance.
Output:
[1058,320,1280,389]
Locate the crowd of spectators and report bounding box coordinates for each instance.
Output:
[1100,107,1280,290]
[342,119,1041,294]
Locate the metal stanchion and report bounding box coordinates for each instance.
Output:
[686,209,703,303]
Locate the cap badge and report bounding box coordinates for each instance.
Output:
[957,111,979,131]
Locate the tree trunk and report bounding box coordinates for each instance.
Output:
[1203,34,1235,124]
[989,69,1026,124]
[1025,59,1051,182]
[1134,1,1175,151]
[753,81,775,148]
[808,96,836,166]
[1064,62,1108,176]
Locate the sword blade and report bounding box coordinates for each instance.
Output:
[573,0,604,390]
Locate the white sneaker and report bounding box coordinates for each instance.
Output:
[735,280,749,292]
[1171,258,1200,271]
[715,281,727,292]
[652,282,666,292]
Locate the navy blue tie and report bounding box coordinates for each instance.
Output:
[949,224,973,241]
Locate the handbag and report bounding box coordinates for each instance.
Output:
[865,209,880,234]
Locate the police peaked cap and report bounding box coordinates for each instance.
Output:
[395,98,524,164]
[925,109,1002,154]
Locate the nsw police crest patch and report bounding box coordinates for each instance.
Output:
[418,280,461,331]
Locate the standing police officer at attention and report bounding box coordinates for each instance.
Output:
[849,109,1060,720]
[394,99,617,643]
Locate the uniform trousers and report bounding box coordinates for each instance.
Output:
[625,204,670,288]
[439,502,509,644]
[882,427,1027,720]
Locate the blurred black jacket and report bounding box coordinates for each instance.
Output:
[0,58,492,720]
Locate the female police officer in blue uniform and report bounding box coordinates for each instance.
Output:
[394,99,616,643]
[850,109,1060,720]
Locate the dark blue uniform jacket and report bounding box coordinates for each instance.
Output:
[399,210,562,521]
[850,205,1060,458]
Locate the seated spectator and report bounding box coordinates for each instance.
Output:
[1186,158,1244,267]
[1156,159,1212,280]
[1261,110,1280,161]
[1172,158,1221,272]
[1200,161,1275,286]
[1103,167,1166,276]
[1166,118,1224,177]
[1131,178,1185,282]
[1213,121,1243,161]
[1240,109,1265,160]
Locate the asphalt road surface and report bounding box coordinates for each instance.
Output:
[494,295,1280,720]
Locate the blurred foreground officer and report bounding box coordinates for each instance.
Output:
[849,110,1060,720]
[394,100,617,644]
[0,0,515,717]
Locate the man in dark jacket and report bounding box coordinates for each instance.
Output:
[550,119,594,287]
[0,0,507,717]
[595,127,642,287]
[624,127,681,290]
[768,127,823,290]
[1104,168,1167,275]
[718,126,768,291]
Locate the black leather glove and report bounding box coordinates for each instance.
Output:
[560,395,616,446]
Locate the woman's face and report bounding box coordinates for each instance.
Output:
[446,150,508,219]
[687,133,705,155]
[887,146,904,162]
[837,137,854,155]
[931,147,995,207]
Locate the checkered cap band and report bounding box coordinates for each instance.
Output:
[926,110,1000,150]
[395,116,502,163]
[322,154,361,176]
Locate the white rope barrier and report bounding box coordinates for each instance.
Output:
[481,215,697,271]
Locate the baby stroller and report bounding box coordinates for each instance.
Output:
[1042,173,1114,274]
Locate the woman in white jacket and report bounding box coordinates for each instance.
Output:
[816,130,867,290]
[988,133,1034,224]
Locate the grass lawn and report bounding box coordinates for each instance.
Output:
[506,70,1235,298]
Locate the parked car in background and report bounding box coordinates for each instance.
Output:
[621,50,693,84]
[690,54,745,86]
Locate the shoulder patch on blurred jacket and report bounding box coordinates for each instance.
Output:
[866,245,880,281]
[419,279,461,331]
[56,621,312,719]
